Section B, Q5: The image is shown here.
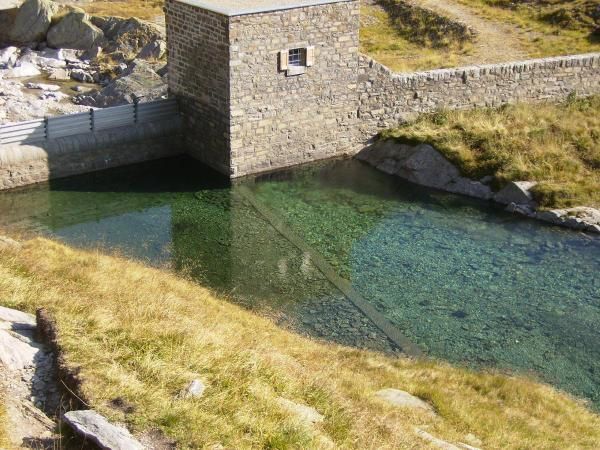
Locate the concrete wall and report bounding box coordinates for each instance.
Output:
[0,119,182,190]
[228,1,360,177]
[165,0,231,174]
[357,53,600,139]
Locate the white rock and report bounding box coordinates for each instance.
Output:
[276,397,324,424]
[0,329,40,370]
[47,67,71,81]
[375,388,434,413]
[415,428,461,450]
[183,379,206,398]
[39,91,68,101]
[18,50,66,69]
[0,305,36,329]
[494,181,537,206]
[26,82,61,91]
[63,410,144,450]
[3,62,41,78]
[0,46,19,69]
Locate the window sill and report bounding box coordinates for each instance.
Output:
[286,66,306,76]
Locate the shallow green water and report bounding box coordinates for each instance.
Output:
[0,156,598,407]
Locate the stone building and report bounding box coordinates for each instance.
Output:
[165,0,360,177]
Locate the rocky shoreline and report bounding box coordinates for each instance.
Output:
[358,140,600,234]
[0,0,168,124]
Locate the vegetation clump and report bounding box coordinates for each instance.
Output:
[382,95,600,209]
[1,238,600,448]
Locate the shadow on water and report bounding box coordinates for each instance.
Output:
[0,155,599,407]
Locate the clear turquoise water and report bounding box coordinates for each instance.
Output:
[0,156,598,407]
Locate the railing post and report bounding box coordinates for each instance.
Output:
[133,98,139,125]
[90,108,95,133]
[44,116,48,141]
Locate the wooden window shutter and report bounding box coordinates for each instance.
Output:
[306,46,315,67]
[279,50,288,71]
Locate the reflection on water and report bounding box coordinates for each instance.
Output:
[0,156,598,407]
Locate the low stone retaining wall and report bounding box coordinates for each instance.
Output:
[357,52,600,137]
[0,119,182,190]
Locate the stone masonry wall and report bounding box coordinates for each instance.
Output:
[228,1,360,177]
[358,52,600,140]
[165,0,231,174]
[0,119,182,190]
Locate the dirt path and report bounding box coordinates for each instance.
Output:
[412,0,531,64]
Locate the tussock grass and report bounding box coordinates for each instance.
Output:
[382,95,600,209]
[1,238,600,448]
[360,3,474,72]
[456,0,600,57]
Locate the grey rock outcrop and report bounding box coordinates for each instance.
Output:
[76,59,167,107]
[63,410,144,450]
[276,397,324,424]
[47,11,104,50]
[357,141,493,200]
[2,61,41,78]
[9,0,58,43]
[536,206,600,233]
[375,388,435,413]
[136,40,166,60]
[494,181,537,206]
[91,16,164,57]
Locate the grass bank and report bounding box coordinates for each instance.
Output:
[0,238,600,448]
[456,0,599,57]
[382,95,600,209]
[360,2,475,72]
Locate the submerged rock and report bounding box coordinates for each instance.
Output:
[63,410,144,450]
[47,11,104,50]
[357,141,493,200]
[9,0,58,43]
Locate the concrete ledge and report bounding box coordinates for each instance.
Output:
[0,118,183,190]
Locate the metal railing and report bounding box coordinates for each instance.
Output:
[0,98,179,145]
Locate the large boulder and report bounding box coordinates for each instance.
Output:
[76,59,167,107]
[47,10,103,50]
[494,181,537,206]
[357,140,493,200]
[91,16,165,57]
[63,410,144,450]
[0,7,18,45]
[9,0,58,43]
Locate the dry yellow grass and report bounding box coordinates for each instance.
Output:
[360,3,474,72]
[383,95,600,209]
[0,238,599,448]
[456,0,600,57]
[82,0,164,21]
[0,392,9,449]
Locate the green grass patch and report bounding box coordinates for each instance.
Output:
[383,95,600,209]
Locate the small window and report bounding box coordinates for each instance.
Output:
[288,48,306,67]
